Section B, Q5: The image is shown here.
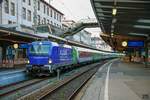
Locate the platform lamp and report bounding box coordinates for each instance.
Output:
[112,0,117,16]
[13,43,19,49]
[122,41,128,47]
[111,33,114,37]
[112,7,117,16]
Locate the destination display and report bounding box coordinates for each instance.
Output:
[128,41,144,47]
[19,44,29,49]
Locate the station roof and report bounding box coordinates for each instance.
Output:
[91,0,150,51]
[0,26,45,44]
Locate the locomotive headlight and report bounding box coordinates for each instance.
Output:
[49,60,52,64]
[27,60,30,64]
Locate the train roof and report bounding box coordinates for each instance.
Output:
[30,41,72,49]
[51,42,72,49]
[30,41,123,55]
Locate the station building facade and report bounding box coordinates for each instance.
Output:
[0,0,63,33]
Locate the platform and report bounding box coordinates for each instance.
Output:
[77,59,150,100]
[0,67,27,87]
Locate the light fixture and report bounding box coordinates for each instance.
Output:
[49,60,52,64]
[39,42,42,45]
[112,7,117,16]
[111,25,114,29]
[27,60,30,64]
[13,43,18,49]
[122,41,127,47]
[111,33,114,38]
[112,18,117,23]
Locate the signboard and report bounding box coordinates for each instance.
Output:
[128,41,144,47]
[19,44,28,49]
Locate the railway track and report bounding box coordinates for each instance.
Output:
[40,64,100,100]
[19,62,103,100]
[0,61,106,100]
[0,78,47,97]
[0,69,25,76]
[0,79,30,90]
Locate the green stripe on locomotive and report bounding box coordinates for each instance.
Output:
[72,47,78,64]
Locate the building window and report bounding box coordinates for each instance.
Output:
[50,9,53,17]
[54,11,56,19]
[47,7,49,16]
[44,5,46,14]
[59,15,61,22]
[4,0,9,14]
[57,13,58,20]
[37,15,40,24]
[10,2,15,16]
[22,7,26,19]
[27,10,31,21]
[47,19,49,24]
[43,18,46,24]
[38,1,40,10]
[23,0,25,2]
[60,16,62,22]
[8,20,12,24]
[28,0,31,5]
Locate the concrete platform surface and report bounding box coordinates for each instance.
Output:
[78,59,150,100]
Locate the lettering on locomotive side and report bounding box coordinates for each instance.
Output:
[59,48,72,61]
[59,49,68,56]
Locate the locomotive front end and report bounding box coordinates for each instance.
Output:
[26,41,53,75]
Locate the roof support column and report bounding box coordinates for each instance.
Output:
[145,41,149,67]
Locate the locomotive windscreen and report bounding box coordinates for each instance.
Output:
[29,44,50,55]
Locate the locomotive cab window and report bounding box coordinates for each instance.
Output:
[29,44,50,55]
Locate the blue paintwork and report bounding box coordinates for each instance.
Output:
[29,56,49,65]
[27,41,73,67]
[51,46,73,64]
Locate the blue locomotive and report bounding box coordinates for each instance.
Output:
[26,41,120,76]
